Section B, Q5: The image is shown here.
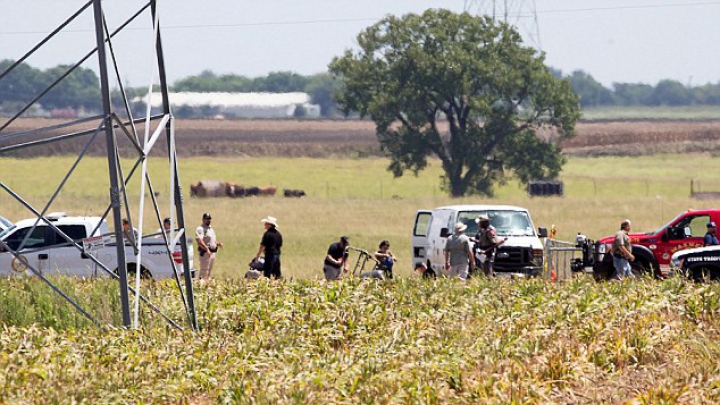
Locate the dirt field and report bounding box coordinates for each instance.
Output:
[3,117,720,157]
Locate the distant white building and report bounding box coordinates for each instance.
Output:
[138,92,321,118]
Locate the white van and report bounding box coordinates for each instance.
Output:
[412,205,547,277]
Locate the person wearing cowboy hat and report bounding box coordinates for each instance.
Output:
[254,216,283,279]
[474,214,507,278]
[444,221,475,280]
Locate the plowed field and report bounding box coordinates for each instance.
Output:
[3,118,720,157]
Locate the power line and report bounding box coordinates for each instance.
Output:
[1,1,719,35]
[540,0,720,14]
[0,17,381,36]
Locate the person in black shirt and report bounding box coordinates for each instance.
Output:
[324,236,350,280]
[254,216,283,279]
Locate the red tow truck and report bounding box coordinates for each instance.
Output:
[594,209,720,279]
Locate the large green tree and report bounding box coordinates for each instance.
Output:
[329,10,580,197]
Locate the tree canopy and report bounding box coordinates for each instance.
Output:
[0,60,100,111]
[329,9,581,197]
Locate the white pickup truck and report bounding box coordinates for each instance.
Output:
[412,204,547,277]
[0,213,194,280]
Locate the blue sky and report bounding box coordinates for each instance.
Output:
[1,0,719,88]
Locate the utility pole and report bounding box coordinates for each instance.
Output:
[464,0,542,50]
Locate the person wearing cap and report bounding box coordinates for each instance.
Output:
[195,212,223,280]
[473,214,507,278]
[704,221,719,247]
[444,222,474,280]
[324,236,350,280]
[254,216,283,279]
[413,262,437,279]
[610,219,634,280]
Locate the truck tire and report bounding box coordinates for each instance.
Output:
[115,264,152,280]
[687,264,720,281]
[630,259,650,278]
[631,246,659,279]
[593,258,615,281]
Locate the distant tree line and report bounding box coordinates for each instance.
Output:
[0,59,100,115]
[172,70,340,117]
[2,58,720,118]
[554,68,720,108]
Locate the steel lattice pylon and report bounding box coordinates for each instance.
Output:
[464,0,542,50]
[0,0,197,331]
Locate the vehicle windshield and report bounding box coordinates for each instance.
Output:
[649,212,694,235]
[0,216,12,228]
[0,223,15,239]
[457,210,535,237]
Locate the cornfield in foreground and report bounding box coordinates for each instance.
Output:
[2,275,720,404]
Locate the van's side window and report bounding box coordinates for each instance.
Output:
[414,213,432,237]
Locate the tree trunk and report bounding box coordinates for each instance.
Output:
[449,175,467,197]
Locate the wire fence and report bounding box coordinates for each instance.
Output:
[551,177,720,200]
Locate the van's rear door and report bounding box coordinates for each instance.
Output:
[412,210,432,267]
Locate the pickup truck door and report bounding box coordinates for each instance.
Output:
[44,224,96,278]
[657,214,709,264]
[0,225,46,276]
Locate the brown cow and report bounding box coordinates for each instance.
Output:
[190,183,200,197]
[225,182,236,197]
[258,185,277,196]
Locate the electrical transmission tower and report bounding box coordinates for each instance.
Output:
[464,0,542,50]
[0,0,197,331]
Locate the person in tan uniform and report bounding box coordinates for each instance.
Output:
[474,214,507,277]
[195,212,223,279]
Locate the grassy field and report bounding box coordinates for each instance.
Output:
[2,154,720,279]
[3,154,720,403]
